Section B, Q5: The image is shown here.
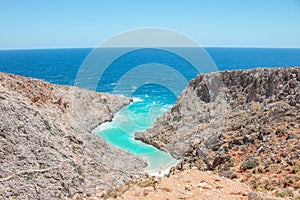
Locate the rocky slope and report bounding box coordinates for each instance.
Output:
[0,72,146,199]
[103,168,280,200]
[136,67,300,198]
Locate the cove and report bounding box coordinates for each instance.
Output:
[92,97,179,176]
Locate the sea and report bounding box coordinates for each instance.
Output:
[1,47,300,175]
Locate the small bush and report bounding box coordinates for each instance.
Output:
[292,166,299,174]
[241,158,259,170]
[275,188,294,198]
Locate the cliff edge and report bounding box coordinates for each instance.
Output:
[0,72,146,199]
[136,67,300,198]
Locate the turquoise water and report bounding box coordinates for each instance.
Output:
[2,47,300,174]
[92,97,179,174]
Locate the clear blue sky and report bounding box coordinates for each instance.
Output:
[1,0,300,49]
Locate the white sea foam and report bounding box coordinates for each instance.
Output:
[92,121,112,133]
[145,160,179,177]
[132,97,143,102]
[162,104,172,111]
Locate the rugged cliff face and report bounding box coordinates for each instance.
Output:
[0,72,146,199]
[136,67,300,197]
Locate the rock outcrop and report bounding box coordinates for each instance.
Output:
[136,67,300,198]
[0,72,146,199]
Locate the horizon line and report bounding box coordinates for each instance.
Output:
[1,45,300,50]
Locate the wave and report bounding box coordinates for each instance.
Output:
[132,97,143,102]
[92,121,112,133]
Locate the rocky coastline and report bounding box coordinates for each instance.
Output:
[1,66,299,199]
[0,72,146,199]
[136,67,300,198]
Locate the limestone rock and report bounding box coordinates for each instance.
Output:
[0,72,146,199]
[136,67,300,197]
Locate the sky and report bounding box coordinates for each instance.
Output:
[0,0,300,49]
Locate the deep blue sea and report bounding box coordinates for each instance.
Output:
[1,48,300,88]
[1,47,300,174]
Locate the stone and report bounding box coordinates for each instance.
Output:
[219,170,238,180]
[0,72,146,199]
[286,133,296,140]
[243,135,255,144]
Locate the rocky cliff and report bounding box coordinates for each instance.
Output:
[136,67,300,198]
[0,72,146,199]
